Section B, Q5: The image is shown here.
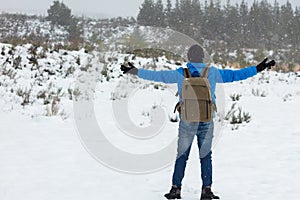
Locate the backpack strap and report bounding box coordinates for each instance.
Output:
[176,68,191,97]
[201,66,210,78]
[183,68,191,78]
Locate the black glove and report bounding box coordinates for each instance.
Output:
[120,62,138,75]
[256,58,276,72]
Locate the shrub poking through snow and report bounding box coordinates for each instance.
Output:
[252,88,268,97]
[230,93,242,101]
[225,103,251,125]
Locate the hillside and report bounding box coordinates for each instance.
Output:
[0,11,300,200]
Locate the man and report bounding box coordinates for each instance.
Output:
[120,44,275,200]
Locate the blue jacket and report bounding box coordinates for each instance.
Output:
[138,62,257,103]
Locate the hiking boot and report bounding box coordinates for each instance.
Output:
[200,187,220,200]
[164,185,182,199]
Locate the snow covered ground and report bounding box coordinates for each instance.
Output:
[1,66,300,200]
[0,74,300,200]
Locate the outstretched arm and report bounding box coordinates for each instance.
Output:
[217,66,257,83]
[217,58,276,83]
[121,62,181,84]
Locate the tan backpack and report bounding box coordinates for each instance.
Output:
[175,67,215,122]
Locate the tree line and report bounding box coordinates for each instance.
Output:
[137,0,300,50]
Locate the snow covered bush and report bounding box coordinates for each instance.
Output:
[0,42,105,118]
[230,93,242,101]
[224,103,251,130]
[252,88,268,97]
[110,91,128,101]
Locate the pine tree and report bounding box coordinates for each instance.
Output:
[257,0,273,48]
[154,0,166,27]
[270,0,281,48]
[239,0,249,46]
[47,1,72,27]
[165,0,173,27]
[293,7,300,48]
[169,0,182,30]
[224,0,240,48]
[248,1,262,48]
[191,0,202,27]
[203,0,223,40]
[280,1,294,45]
[137,0,156,26]
[190,0,202,40]
[179,0,193,35]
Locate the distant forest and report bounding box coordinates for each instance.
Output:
[1,0,300,68]
[137,0,300,50]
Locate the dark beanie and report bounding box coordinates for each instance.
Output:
[187,44,204,62]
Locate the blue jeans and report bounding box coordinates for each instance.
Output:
[172,120,214,188]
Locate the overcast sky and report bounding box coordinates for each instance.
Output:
[0,0,299,18]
